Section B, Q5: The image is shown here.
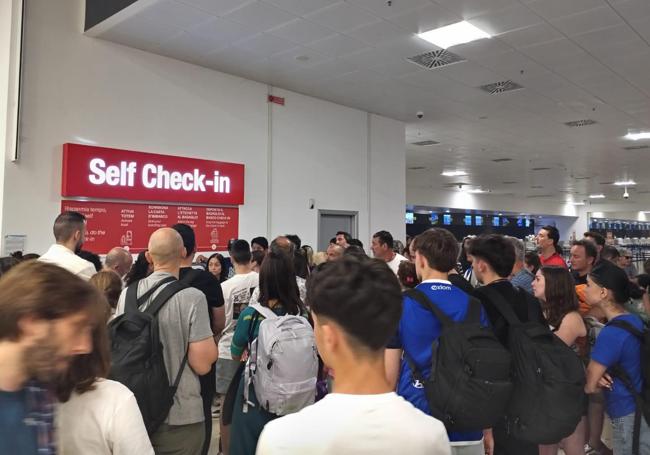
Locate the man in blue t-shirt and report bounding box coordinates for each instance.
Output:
[584,260,650,454]
[386,228,490,455]
[0,261,103,454]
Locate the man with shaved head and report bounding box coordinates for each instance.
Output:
[103,247,133,278]
[115,228,218,454]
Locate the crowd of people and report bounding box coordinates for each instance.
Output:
[0,212,649,455]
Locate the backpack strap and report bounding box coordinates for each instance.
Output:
[144,280,189,317]
[124,276,176,314]
[249,302,279,321]
[465,297,483,324]
[607,318,646,455]
[480,285,523,326]
[403,288,454,327]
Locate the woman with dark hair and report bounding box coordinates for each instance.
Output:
[89,270,123,316]
[229,249,306,455]
[124,251,152,287]
[458,236,473,274]
[584,260,650,454]
[207,252,229,283]
[56,301,153,454]
[533,266,587,455]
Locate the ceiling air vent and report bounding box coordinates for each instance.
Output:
[410,140,440,146]
[565,119,597,127]
[527,194,554,198]
[531,167,551,171]
[530,185,544,189]
[623,145,650,151]
[407,166,427,170]
[406,50,466,69]
[479,80,524,94]
[502,181,518,184]
[574,176,591,180]
[492,158,513,163]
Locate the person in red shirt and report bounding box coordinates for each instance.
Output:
[536,225,567,268]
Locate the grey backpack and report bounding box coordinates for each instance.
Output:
[243,303,318,416]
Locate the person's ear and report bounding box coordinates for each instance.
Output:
[145,251,153,265]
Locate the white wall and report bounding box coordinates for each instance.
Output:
[2,0,405,254]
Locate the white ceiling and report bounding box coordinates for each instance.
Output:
[90,0,650,205]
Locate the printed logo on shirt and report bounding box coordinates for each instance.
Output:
[412,379,424,389]
[428,284,452,292]
[232,288,252,320]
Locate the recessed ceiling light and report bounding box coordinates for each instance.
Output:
[624,131,650,141]
[417,21,491,49]
[444,210,450,213]
[441,170,467,177]
[467,188,490,194]
[572,202,586,206]
[614,180,636,186]
[589,194,606,199]
[498,213,503,216]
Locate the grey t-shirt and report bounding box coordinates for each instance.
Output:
[115,271,213,426]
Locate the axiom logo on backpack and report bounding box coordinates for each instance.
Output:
[403,289,513,432]
[243,303,318,416]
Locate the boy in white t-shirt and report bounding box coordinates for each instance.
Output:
[256,256,450,455]
[217,239,259,454]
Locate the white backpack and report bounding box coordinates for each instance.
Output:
[243,303,318,416]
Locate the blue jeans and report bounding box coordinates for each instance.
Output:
[611,412,650,454]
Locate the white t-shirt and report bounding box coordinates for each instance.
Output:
[256,392,451,455]
[57,379,153,455]
[386,253,408,275]
[219,271,259,359]
[39,244,96,280]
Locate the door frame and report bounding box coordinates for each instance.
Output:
[317,210,359,250]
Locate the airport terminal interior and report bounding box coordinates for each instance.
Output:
[1,0,650,454]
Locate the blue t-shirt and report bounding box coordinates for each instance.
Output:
[591,313,644,419]
[0,389,39,455]
[389,280,490,443]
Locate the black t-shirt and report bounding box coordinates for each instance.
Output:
[448,273,475,295]
[179,267,224,327]
[572,271,588,285]
[473,280,545,347]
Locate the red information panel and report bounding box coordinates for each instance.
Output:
[62,143,245,205]
[61,200,238,254]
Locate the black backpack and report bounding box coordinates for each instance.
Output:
[402,289,513,431]
[607,318,650,455]
[108,276,189,435]
[482,286,585,444]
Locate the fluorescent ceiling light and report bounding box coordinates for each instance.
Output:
[624,131,650,141]
[418,21,491,49]
[589,194,606,199]
[614,180,636,186]
[441,170,467,177]
[572,202,585,206]
[466,188,489,194]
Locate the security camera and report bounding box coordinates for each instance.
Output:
[416,111,424,119]
[624,188,630,199]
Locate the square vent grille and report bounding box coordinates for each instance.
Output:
[406,50,466,69]
[410,140,440,146]
[479,80,524,94]
[623,145,650,150]
[565,119,597,127]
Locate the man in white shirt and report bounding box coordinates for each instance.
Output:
[217,239,259,454]
[370,230,408,274]
[257,256,451,455]
[39,211,96,280]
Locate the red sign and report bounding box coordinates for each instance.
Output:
[62,144,245,205]
[268,95,285,106]
[61,200,238,254]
